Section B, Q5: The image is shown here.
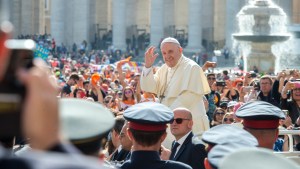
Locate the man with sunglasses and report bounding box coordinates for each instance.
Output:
[161,108,206,169]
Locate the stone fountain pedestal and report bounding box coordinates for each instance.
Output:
[246,43,276,73]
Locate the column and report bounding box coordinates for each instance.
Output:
[51,0,65,45]
[225,0,242,49]
[150,0,164,47]
[21,0,33,35]
[185,0,202,53]
[112,0,126,50]
[72,0,90,46]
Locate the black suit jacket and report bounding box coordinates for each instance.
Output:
[111,149,130,162]
[170,132,207,169]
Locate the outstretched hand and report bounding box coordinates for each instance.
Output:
[144,46,159,68]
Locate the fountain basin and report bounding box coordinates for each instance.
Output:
[233,34,290,43]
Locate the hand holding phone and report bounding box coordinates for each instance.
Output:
[0,39,35,138]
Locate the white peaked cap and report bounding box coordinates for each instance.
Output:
[160,37,181,48]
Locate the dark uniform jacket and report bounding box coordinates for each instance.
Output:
[0,145,114,169]
[121,151,192,169]
[170,132,207,169]
[110,149,130,163]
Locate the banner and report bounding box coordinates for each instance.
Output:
[34,44,49,60]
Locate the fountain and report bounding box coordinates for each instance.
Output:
[233,0,291,73]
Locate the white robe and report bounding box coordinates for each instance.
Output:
[141,55,211,148]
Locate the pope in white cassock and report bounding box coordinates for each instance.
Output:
[141,37,211,148]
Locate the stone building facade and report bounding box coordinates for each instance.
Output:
[2,0,300,54]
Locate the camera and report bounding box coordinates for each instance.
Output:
[216,81,226,87]
[0,39,35,138]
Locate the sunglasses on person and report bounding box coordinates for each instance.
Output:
[207,77,216,80]
[224,118,234,122]
[125,90,132,94]
[216,112,225,115]
[170,118,191,124]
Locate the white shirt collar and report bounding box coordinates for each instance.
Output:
[176,131,192,145]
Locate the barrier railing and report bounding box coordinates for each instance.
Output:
[279,130,300,152]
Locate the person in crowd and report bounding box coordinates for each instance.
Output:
[205,73,220,121]
[60,73,79,97]
[118,121,132,160]
[235,101,285,149]
[119,86,136,110]
[222,81,239,101]
[281,80,300,150]
[109,116,129,163]
[221,70,230,81]
[140,37,211,135]
[222,112,235,124]
[281,79,300,124]
[87,73,105,103]
[227,101,237,112]
[160,108,207,169]
[121,102,192,169]
[211,108,226,127]
[257,75,280,107]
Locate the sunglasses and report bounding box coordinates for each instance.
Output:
[216,112,225,115]
[170,118,191,124]
[207,77,216,80]
[125,90,132,94]
[224,118,234,122]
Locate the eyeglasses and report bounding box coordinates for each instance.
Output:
[207,77,216,80]
[216,112,225,115]
[125,90,132,94]
[170,118,191,124]
[224,118,234,122]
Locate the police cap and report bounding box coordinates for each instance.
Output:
[123,102,173,132]
[235,101,285,129]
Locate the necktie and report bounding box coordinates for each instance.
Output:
[170,142,180,160]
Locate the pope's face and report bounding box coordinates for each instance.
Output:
[161,43,182,68]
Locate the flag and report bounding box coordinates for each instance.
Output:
[34,44,49,61]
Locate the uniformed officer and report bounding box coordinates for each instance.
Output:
[121,102,192,169]
[194,124,258,169]
[195,124,258,152]
[59,98,115,156]
[235,101,285,149]
[219,148,299,169]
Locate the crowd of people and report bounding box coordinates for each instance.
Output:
[1,19,300,169]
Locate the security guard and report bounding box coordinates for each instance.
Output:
[121,102,192,169]
[193,124,258,169]
[235,101,285,149]
[220,148,299,169]
[59,98,115,156]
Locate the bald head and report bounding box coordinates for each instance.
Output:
[173,107,193,120]
[171,108,193,140]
